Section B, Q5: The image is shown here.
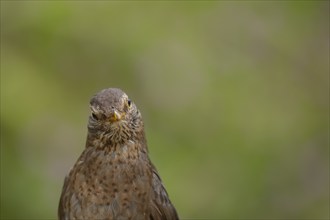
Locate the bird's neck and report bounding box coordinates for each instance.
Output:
[85,129,148,153]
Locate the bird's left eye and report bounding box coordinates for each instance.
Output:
[127,99,132,107]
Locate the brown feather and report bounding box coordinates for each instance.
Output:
[58,88,178,220]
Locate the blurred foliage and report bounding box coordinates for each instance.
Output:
[1,1,329,219]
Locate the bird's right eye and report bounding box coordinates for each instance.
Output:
[91,112,99,120]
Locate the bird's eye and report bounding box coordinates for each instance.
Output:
[127,99,132,107]
[91,112,99,120]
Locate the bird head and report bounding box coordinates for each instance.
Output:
[87,88,144,145]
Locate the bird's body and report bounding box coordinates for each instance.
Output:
[58,88,178,220]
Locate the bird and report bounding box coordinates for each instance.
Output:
[58,88,178,220]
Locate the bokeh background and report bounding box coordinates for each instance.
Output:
[1,1,329,219]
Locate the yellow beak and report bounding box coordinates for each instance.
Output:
[110,110,124,122]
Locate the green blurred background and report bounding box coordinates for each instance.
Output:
[1,1,329,219]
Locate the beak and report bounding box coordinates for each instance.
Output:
[109,110,124,122]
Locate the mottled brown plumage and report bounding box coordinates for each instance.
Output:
[58,88,178,220]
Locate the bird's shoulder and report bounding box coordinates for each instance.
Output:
[149,162,179,220]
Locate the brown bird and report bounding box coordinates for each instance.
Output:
[58,88,178,220]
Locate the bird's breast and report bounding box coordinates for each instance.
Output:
[67,142,152,219]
